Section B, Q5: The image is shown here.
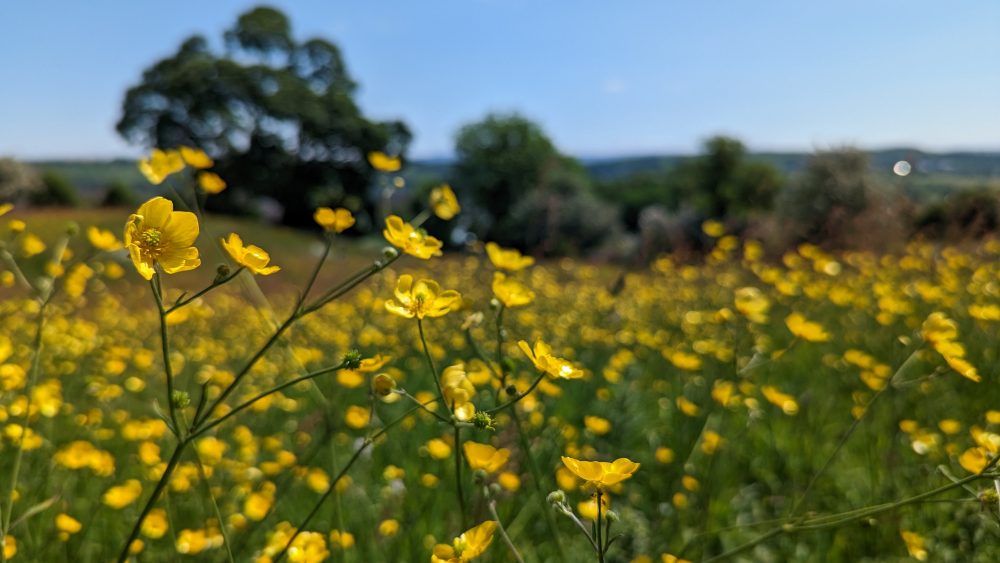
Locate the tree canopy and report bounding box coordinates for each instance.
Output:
[117,5,411,226]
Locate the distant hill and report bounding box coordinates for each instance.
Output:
[29,149,1000,203]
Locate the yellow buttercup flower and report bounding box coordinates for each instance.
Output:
[430,184,461,220]
[518,339,583,380]
[463,441,510,474]
[87,226,123,251]
[584,415,611,435]
[431,521,497,563]
[784,313,830,342]
[21,233,46,257]
[138,149,185,185]
[314,207,355,233]
[179,146,213,169]
[221,233,280,275]
[442,363,476,421]
[560,456,640,489]
[492,272,535,307]
[383,215,443,259]
[485,242,534,271]
[197,172,226,194]
[55,513,82,541]
[385,274,461,319]
[123,197,200,280]
[0,202,12,217]
[368,151,402,172]
[102,479,143,509]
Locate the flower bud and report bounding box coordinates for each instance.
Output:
[171,391,191,409]
[372,373,395,396]
[342,350,363,370]
[65,222,80,236]
[381,246,399,260]
[215,264,231,281]
[546,490,566,505]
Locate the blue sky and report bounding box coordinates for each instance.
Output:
[1,1,998,159]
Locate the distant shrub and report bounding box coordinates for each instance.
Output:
[777,148,880,245]
[914,190,1000,240]
[101,180,137,207]
[0,158,43,202]
[30,171,80,207]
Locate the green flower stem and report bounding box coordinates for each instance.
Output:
[164,267,245,314]
[701,455,1000,563]
[116,441,188,563]
[150,275,181,437]
[484,371,546,414]
[787,348,917,518]
[274,399,438,562]
[484,488,525,563]
[416,319,446,405]
[189,362,347,439]
[192,442,236,563]
[454,423,468,523]
[0,299,47,563]
[596,490,604,563]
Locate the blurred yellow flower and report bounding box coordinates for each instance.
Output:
[138,148,184,185]
[463,441,510,474]
[442,363,477,421]
[0,202,12,217]
[314,207,355,233]
[197,171,226,194]
[87,226,123,251]
[141,509,169,539]
[124,196,200,280]
[560,456,639,489]
[584,415,611,435]
[179,146,213,169]
[385,274,461,319]
[785,313,830,342]
[430,184,461,220]
[379,519,400,538]
[383,215,443,259]
[55,513,82,541]
[577,494,611,521]
[426,438,452,460]
[518,339,583,380]
[368,151,402,172]
[221,232,280,275]
[345,405,371,429]
[102,479,143,509]
[431,520,497,563]
[21,233,46,257]
[900,531,928,561]
[485,242,534,271]
[492,272,535,307]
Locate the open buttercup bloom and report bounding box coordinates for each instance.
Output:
[431,520,497,563]
[368,150,402,172]
[491,272,535,307]
[314,207,355,233]
[518,339,583,380]
[429,184,461,220]
[220,233,280,275]
[560,456,640,489]
[485,242,534,271]
[197,172,226,194]
[385,274,461,319]
[383,215,443,259]
[123,196,201,280]
[463,441,510,474]
[138,149,185,185]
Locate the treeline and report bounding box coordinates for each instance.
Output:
[416,113,1000,260]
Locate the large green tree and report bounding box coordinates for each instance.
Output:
[117,6,410,227]
[452,113,561,242]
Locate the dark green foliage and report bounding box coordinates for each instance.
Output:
[116,5,410,227]
[914,189,1000,240]
[452,113,561,243]
[101,179,137,207]
[30,172,80,207]
[0,158,43,202]
[777,147,880,242]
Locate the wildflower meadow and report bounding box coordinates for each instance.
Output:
[0,147,997,562]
